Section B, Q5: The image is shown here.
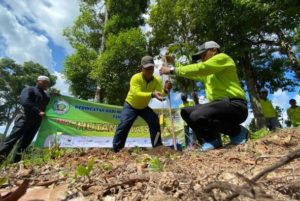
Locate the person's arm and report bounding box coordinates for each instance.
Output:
[176,53,232,78]
[130,77,152,99]
[20,87,40,115]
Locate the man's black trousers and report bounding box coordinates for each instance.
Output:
[180,98,248,143]
[0,114,42,163]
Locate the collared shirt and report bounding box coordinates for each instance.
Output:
[175,53,246,102]
[20,86,50,116]
[287,106,300,127]
[260,99,277,118]
[125,72,166,109]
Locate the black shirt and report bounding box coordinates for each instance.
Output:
[20,86,50,116]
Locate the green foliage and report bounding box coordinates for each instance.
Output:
[63,0,104,50]
[48,134,65,160]
[164,151,179,161]
[148,0,204,99]
[75,159,95,181]
[0,177,8,186]
[63,0,104,99]
[64,0,150,103]
[98,161,113,172]
[148,156,163,172]
[250,128,272,140]
[105,0,149,34]
[64,45,98,99]
[91,28,147,105]
[148,0,300,128]
[129,146,144,155]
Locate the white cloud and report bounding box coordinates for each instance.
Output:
[0,4,53,69]
[0,1,80,71]
[271,89,290,110]
[52,71,71,96]
[2,0,80,53]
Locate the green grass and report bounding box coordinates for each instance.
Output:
[250,128,272,140]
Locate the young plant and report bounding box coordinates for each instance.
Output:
[75,159,94,182]
[48,134,64,159]
[148,156,163,172]
[98,162,113,172]
[0,177,8,186]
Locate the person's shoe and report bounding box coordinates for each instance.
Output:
[200,139,222,151]
[229,126,249,145]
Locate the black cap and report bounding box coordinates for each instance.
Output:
[181,93,187,101]
[141,56,155,68]
[289,99,296,104]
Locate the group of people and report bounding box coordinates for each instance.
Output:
[1,40,299,163]
[258,88,300,130]
[179,87,300,148]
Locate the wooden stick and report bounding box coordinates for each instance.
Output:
[164,56,177,150]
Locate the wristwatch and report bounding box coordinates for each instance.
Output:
[170,67,175,74]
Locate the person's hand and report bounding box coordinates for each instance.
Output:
[164,80,172,93]
[152,91,165,101]
[159,67,171,75]
[38,111,46,117]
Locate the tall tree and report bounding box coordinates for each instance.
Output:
[0,58,56,138]
[148,0,205,104]
[91,28,147,105]
[64,0,150,104]
[64,0,104,100]
[148,0,300,129]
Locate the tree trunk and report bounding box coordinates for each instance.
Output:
[241,53,266,129]
[277,31,300,79]
[94,3,108,102]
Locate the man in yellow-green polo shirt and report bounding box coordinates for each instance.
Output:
[160,41,249,151]
[287,99,300,127]
[113,56,171,152]
[259,88,281,131]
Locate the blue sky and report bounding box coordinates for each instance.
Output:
[0,0,299,133]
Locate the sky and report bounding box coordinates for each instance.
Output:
[0,0,299,133]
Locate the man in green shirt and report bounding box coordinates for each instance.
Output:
[179,93,196,149]
[113,56,171,152]
[287,99,300,127]
[160,41,249,151]
[259,88,281,131]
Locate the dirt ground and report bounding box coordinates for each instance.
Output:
[1,128,300,201]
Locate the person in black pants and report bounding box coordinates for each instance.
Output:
[160,41,249,151]
[113,56,171,152]
[0,75,50,163]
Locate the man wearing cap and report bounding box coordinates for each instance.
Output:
[160,41,248,151]
[287,99,300,127]
[0,75,50,163]
[112,56,171,152]
[259,88,281,131]
[179,93,196,149]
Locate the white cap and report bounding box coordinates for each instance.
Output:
[192,41,220,61]
[37,75,50,82]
